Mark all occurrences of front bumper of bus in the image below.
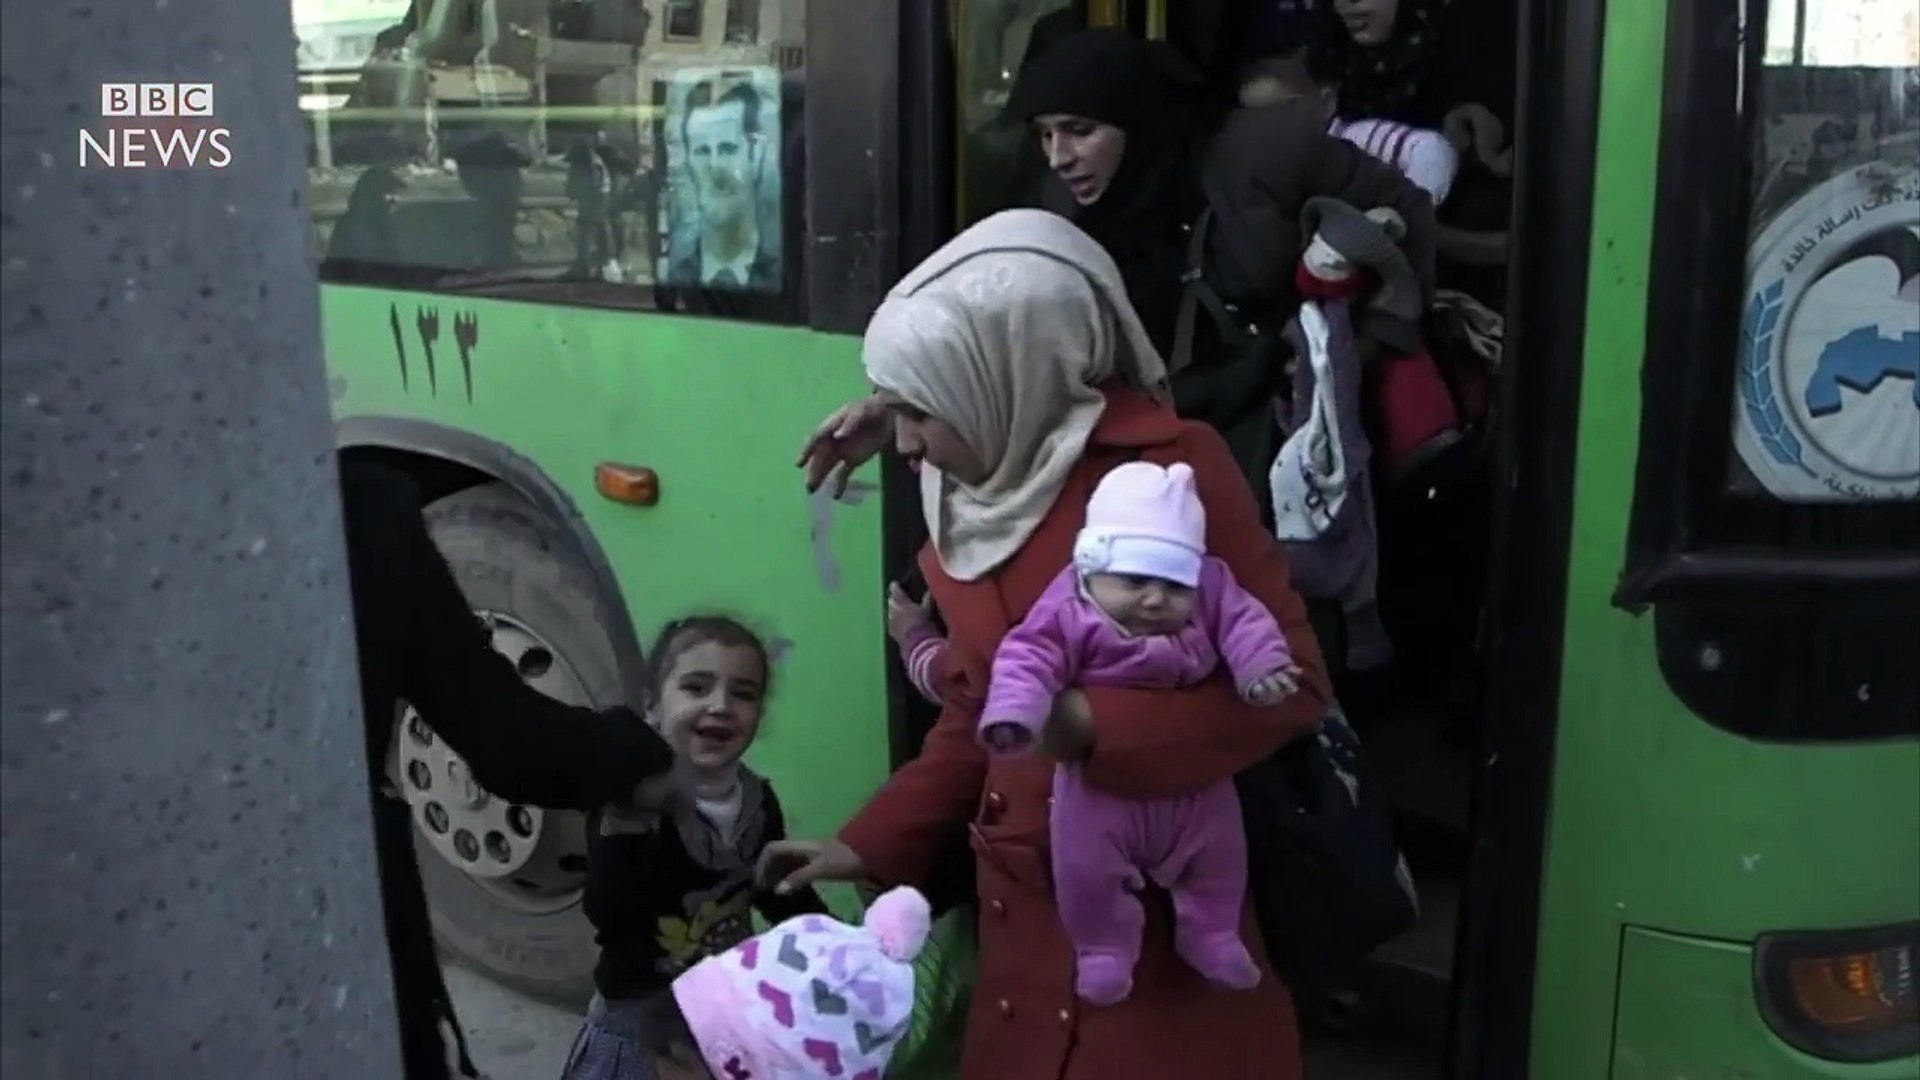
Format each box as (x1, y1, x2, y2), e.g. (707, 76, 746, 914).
(1611, 925, 1918, 1077)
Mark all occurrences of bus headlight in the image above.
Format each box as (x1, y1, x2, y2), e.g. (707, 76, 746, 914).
(1754, 922, 1919, 1063)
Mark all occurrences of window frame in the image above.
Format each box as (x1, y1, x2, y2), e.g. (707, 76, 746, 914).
(663, 0, 705, 42)
(1621, 0, 1920, 742)
(724, 0, 760, 44)
(1615, 0, 1920, 611)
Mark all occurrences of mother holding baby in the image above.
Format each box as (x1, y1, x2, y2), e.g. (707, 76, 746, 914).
(766, 209, 1329, 1079)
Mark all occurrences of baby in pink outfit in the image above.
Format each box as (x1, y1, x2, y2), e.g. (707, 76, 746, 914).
(979, 460, 1301, 1005)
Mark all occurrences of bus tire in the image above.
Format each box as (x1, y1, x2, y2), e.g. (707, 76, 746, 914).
(408, 482, 627, 1008)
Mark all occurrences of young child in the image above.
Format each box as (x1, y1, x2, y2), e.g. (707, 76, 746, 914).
(628, 886, 931, 1079)
(885, 580, 948, 706)
(978, 460, 1302, 1005)
(1239, 56, 1460, 206)
(564, 615, 827, 1080)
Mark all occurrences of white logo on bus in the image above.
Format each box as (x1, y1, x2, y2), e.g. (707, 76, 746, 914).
(1733, 162, 1920, 502)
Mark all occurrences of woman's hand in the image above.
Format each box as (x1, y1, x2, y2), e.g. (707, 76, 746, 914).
(1040, 689, 1096, 763)
(756, 838, 866, 895)
(1442, 102, 1514, 178)
(796, 394, 893, 497)
(629, 759, 690, 809)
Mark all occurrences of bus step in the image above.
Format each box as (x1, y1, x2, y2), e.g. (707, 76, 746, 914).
(1356, 868, 1461, 1050)
(1366, 705, 1475, 835)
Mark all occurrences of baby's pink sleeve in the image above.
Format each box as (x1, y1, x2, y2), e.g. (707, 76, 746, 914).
(1200, 557, 1295, 689)
(979, 571, 1080, 747)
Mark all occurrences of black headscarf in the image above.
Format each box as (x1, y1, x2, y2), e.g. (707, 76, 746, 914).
(1004, 28, 1210, 350)
(1308, 0, 1445, 124)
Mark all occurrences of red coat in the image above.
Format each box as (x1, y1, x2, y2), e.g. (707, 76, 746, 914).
(841, 386, 1330, 1080)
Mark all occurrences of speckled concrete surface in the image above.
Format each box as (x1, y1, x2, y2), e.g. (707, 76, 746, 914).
(1, 1, 397, 1074)
(444, 963, 584, 1079)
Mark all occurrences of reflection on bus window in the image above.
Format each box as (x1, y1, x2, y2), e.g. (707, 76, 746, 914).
(724, 0, 759, 45)
(1731, 0, 1919, 503)
(664, 0, 703, 41)
(293, 0, 803, 301)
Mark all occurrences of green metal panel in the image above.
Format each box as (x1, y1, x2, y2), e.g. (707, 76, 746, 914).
(1613, 927, 1919, 1078)
(322, 285, 892, 846)
(1529, 3, 1920, 1075)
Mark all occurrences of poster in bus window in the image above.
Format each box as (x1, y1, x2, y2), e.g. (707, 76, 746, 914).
(1730, 55, 1920, 503)
(654, 66, 784, 292)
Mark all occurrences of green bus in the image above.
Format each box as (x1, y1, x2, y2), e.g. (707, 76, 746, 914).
(295, 0, 1920, 1074)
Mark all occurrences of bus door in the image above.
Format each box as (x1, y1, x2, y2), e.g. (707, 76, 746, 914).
(939, 1, 1524, 1073)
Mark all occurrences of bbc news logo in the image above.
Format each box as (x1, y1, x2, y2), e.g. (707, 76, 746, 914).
(78, 83, 233, 169)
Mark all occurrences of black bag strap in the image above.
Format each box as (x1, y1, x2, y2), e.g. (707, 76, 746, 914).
(1171, 209, 1251, 375)
(1171, 217, 1206, 375)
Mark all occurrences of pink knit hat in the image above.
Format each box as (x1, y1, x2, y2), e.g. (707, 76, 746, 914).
(1073, 461, 1207, 587)
(671, 887, 931, 1079)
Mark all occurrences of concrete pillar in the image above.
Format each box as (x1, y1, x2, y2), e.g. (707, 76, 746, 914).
(0, 2, 400, 1076)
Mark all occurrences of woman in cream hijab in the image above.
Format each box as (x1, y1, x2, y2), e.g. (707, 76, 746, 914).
(775, 209, 1327, 1080)
(863, 208, 1170, 581)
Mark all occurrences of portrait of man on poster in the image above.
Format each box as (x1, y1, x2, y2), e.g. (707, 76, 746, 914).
(660, 70, 783, 291)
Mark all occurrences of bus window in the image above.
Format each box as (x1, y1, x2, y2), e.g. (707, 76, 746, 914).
(1618, 0, 1918, 740)
(1732, 0, 1920, 504)
(295, 0, 806, 316)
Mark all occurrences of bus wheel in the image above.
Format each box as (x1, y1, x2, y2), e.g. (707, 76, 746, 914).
(399, 482, 625, 1007)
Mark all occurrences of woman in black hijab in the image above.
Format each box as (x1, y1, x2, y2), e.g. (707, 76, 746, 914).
(1309, 0, 1446, 124)
(1004, 27, 1305, 528)
(1004, 27, 1213, 356)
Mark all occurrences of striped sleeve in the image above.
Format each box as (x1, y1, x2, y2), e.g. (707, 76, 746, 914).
(1338, 118, 1459, 206)
(903, 631, 949, 705)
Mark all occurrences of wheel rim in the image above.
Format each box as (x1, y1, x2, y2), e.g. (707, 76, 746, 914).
(394, 609, 596, 914)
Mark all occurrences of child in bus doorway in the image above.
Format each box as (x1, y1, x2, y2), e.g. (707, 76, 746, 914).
(562, 615, 827, 1080)
(611, 885, 931, 1079)
(1239, 55, 1461, 206)
(978, 459, 1303, 1005)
